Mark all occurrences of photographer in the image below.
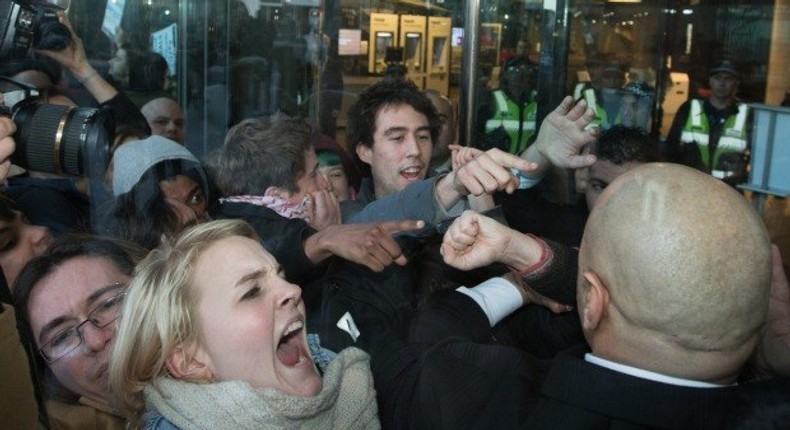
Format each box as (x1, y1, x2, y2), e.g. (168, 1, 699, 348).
(33, 12, 149, 135)
(4, 11, 150, 237)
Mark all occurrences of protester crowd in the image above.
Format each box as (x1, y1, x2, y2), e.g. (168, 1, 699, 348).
(1, 13, 788, 430)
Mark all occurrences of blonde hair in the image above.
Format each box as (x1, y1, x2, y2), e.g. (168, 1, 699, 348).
(108, 219, 259, 422)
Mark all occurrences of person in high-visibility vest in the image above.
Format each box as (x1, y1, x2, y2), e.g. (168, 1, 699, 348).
(482, 57, 538, 155)
(613, 81, 654, 132)
(666, 61, 749, 185)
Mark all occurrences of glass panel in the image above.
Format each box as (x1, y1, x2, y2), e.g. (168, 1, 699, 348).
(3, 0, 787, 230)
(567, 1, 664, 134)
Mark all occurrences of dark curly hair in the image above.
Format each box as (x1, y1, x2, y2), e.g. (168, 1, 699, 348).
(595, 125, 662, 165)
(346, 79, 441, 175)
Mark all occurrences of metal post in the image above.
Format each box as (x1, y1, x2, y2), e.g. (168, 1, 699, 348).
(459, 0, 482, 147)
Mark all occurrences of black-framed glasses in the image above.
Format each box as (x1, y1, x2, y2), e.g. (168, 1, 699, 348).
(38, 284, 127, 363)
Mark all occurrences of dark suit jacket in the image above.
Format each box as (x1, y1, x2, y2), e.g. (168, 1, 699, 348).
(214, 201, 325, 286)
(526, 346, 789, 430)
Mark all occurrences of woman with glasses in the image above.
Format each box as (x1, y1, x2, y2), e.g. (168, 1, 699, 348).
(12, 234, 146, 430)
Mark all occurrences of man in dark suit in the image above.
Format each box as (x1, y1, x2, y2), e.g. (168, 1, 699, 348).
(441, 162, 788, 428)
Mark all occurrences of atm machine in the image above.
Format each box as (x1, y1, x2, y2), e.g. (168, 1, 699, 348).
(426, 17, 451, 96)
(399, 15, 426, 88)
(369, 13, 399, 74)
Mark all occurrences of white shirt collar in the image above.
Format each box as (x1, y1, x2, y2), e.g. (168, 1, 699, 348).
(584, 353, 732, 388)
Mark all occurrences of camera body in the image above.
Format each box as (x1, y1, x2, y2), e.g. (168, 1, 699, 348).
(1, 0, 72, 60)
(1, 1, 112, 177)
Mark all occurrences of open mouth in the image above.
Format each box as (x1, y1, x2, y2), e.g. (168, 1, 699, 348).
(399, 166, 424, 181)
(276, 320, 309, 367)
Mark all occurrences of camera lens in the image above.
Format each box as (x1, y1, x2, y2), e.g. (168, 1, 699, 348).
(10, 98, 114, 176)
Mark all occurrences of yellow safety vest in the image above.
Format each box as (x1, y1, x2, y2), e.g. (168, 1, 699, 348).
(680, 99, 748, 179)
(573, 85, 608, 129)
(485, 90, 537, 154)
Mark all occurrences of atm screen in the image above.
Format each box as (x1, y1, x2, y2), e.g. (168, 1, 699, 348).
(376, 32, 394, 59)
(432, 37, 447, 68)
(375, 32, 394, 71)
(405, 32, 422, 66)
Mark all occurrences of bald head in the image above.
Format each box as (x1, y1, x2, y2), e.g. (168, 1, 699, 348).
(579, 163, 771, 381)
(141, 97, 185, 144)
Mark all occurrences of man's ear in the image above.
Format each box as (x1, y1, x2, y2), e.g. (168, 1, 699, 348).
(166, 344, 214, 382)
(356, 144, 372, 166)
(580, 271, 609, 332)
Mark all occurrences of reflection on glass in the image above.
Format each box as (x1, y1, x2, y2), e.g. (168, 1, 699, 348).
(376, 31, 393, 64)
(432, 37, 447, 69)
(405, 33, 422, 67)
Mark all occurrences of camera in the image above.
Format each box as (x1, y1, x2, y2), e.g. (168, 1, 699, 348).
(1, 1, 113, 177)
(1, 0, 72, 60)
(2, 78, 114, 176)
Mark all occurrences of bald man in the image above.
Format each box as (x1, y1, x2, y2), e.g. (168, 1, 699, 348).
(442, 163, 787, 428)
(424, 90, 456, 174)
(141, 97, 185, 144)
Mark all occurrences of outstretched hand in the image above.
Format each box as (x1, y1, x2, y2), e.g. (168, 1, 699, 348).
(444, 146, 538, 197)
(534, 96, 598, 169)
(310, 219, 425, 272)
(503, 272, 573, 314)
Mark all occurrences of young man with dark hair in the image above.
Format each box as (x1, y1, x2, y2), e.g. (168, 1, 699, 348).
(345, 79, 599, 226)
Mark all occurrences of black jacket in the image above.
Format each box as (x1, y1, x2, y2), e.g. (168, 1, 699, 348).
(214, 201, 325, 286)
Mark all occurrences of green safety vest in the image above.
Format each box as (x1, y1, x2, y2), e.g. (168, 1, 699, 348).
(573, 84, 608, 129)
(681, 99, 749, 179)
(485, 90, 537, 154)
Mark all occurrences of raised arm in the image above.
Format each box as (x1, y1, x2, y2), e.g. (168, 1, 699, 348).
(36, 13, 118, 104)
(525, 96, 599, 176)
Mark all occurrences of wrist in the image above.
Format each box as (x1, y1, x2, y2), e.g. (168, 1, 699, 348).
(435, 172, 465, 209)
(303, 229, 333, 263)
(507, 233, 552, 279)
(75, 67, 99, 85)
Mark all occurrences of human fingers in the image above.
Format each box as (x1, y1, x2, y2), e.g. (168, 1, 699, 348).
(564, 98, 589, 122)
(0, 118, 16, 175)
(0, 116, 17, 140)
(485, 148, 538, 174)
(472, 152, 524, 193)
(456, 160, 503, 195)
(563, 153, 598, 170)
(368, 231, 408, 267)
(378, 219, 426, 236)
(507, 273, 573, 313)
(443, 215, 479, 251)
(312, 190, 340, 220)
(551, 96, 575, 117)
(532, 292, 574, 314)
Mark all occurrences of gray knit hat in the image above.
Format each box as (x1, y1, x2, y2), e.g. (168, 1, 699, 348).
(112, 135, 208, 197)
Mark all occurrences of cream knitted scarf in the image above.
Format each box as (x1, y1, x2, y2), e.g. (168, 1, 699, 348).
(144, 347, 380, 430)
